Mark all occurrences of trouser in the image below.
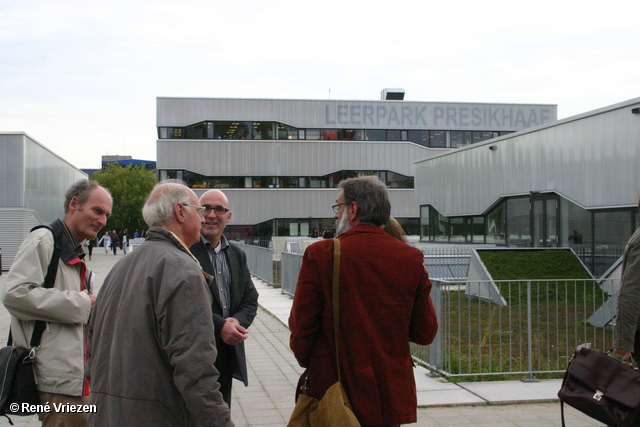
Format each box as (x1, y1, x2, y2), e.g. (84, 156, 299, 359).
(38, 392, 90, 427)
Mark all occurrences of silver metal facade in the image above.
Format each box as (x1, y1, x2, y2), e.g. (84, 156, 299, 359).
(157, 97, 557, 132)
(192, 188, 416, 225)
(0, 132, 87, 269)
(415, 97, 640, 216)
(158, 139, 449, 178)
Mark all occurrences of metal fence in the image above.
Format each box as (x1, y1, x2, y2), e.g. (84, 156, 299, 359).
(239, 241, 620, 381)
(411, 278, 617, 380)
(281, 252, 304, 296)
(236, 243, 274, 284)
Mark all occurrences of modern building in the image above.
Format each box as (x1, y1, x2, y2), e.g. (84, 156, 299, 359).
(415, 96, 640, 276)
(156, 91, 556, 242)
(0, 132, 87, 270)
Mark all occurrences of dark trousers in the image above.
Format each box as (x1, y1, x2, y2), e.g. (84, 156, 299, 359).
(216, 342, 234, 409)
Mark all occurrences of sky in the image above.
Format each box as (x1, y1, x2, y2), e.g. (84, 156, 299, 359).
(1, 0, 639, 169)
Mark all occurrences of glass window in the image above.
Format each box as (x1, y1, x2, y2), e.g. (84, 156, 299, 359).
(450, 131, 472, 147)
(407, 130, 429, 147)
(593, 210, 633, 276)
(506, 197, 530, 247)
(322, 130, 339, 140)
(450, 218, 465, 242)
(472, 131, 494, 144)
(420, 205, 429, 241)
(343, 129, 364, 140)
(305, 129, 321, 140)
(387, 130, 403, 141)
(185, 122, 208, 139)
(298, 129, 306, 139)
(486, 201, 506, 244)
(386, 171, 413, 189)
(430, 206, 449, 242)
(253, 122, 275, 140)
(277, 123, 297, 140)
(472, 216, 485, 243)
(430, 131, 447, 148)
(212, 121, 251, 139)
(365, 130, 386, 141)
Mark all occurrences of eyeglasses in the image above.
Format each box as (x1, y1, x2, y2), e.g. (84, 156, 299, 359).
(202, 205, 230, 215)
(332, 202, 348, 213)
(181, 203, 206, 216)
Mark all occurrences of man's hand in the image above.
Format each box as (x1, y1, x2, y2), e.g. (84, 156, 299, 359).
(83, 290, 96, 311)
(220, 317, 249, 346)
(614, 348, 632, 362)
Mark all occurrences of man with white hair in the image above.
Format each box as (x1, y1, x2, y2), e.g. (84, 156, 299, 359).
(88, 180, 233, 427)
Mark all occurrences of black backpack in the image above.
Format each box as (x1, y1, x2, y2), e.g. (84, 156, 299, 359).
(0, 225, 61, 424)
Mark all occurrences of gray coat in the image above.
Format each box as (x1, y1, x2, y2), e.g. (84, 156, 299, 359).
(615, 227, 640, 353)
(88, 226, 233, 427)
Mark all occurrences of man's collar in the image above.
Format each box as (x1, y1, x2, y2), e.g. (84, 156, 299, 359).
(201, 234, 229, 252)
(59, 219, 84, 258)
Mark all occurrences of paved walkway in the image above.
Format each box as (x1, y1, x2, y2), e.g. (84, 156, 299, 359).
(0, 249, 603, 426)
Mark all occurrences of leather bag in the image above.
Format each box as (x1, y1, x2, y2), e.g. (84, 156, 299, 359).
(558, 346, 640, 427)
(287, 238, 360, 427)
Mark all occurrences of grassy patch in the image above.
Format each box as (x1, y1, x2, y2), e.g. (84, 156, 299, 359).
(477, 249, 592, 280)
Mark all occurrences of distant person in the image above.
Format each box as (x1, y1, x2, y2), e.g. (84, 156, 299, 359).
(110, 230, 119, 255)
(88, 181, 233, 426)
(322, 227, 334, 239)
(134, 229, 140, 239)
(615, 198, 640, 362)
(289, 176, 438, 426)
(99, 231, 111, 254)
(190, 189, 259, 410)
(88, 236, 96, 260)
(2, 179, 112, 427)
(310, 228, 319, 238)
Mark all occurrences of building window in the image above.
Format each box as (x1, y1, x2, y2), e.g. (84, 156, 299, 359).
(451, 131, 472, 147)
(407, 130, 429, 147)
(506, 197, 530, 247)
(430, 131, 447, 148)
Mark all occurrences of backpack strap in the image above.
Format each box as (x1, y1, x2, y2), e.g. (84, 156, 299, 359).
(7, 225, 61, 349)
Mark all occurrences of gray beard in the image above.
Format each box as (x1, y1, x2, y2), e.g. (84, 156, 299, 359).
(335, 211, 352, 236)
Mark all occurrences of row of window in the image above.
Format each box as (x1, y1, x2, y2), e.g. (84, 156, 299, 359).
(158, 121, 514, 148)
(160, 170, 414, 189)
(421, 195, 639, 276)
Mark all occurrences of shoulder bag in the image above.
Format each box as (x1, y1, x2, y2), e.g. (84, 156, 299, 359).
(287, 238, 360, 427)
(0, 225, 60, 424)
(558, 345, 640, 426)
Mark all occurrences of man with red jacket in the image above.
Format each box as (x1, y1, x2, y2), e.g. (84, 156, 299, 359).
(289, 175, 438, 427)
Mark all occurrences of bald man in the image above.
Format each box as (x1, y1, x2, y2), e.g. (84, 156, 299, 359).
(190, 189, 259, 410)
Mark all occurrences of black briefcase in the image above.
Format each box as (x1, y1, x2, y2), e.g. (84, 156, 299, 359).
(558, 346, 640, 426)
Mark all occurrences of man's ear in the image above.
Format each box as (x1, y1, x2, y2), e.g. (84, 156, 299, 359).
(348, 202, 358, 222)
(174, 203, 186, 223)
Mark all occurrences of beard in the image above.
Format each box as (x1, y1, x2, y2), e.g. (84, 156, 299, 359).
(335, 210, 352, 236)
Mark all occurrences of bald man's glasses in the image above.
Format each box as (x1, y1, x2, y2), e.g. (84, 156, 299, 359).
(203, 205, 230, 215)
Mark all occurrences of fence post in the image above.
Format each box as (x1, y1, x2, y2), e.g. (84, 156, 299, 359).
(522, 280, 539, 382)
(429, 280, 443, 375)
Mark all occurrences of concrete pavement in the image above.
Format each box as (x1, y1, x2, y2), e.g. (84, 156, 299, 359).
(0, 248, 603, 426)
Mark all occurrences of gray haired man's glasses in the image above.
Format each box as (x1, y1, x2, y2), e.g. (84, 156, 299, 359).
(181, 203, 206, 216)
(332, 202, 348, 213)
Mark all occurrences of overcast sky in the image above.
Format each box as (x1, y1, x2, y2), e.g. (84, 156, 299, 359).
(1, 0, 638, 169)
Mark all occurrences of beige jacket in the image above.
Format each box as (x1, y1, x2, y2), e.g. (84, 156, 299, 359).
(2, 222, 92, 396)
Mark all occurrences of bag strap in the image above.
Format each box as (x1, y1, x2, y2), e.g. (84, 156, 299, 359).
(7, 225, 61, 349)
(332, 238, 342, 382)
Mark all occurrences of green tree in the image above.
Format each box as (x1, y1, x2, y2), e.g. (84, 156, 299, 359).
(92, 164, 157, 233)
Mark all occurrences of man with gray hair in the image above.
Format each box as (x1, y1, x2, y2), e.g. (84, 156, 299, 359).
(88, 180, 233, 427)
(289, 175, 438, 427)
(3, 179, 112, 427)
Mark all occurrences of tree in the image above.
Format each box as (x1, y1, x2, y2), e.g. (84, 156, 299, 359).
(92, 164, 157, 233)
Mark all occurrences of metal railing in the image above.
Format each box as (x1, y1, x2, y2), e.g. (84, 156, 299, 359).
(239, 241, 619, 381)
(281, 252, 304, 296)
(236, 243, 274, 285)
(412, 278, 617, 380)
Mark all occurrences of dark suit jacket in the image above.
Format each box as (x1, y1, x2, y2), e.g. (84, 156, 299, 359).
(289, 224, 438, 426)
(190, 239, 259, 386)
